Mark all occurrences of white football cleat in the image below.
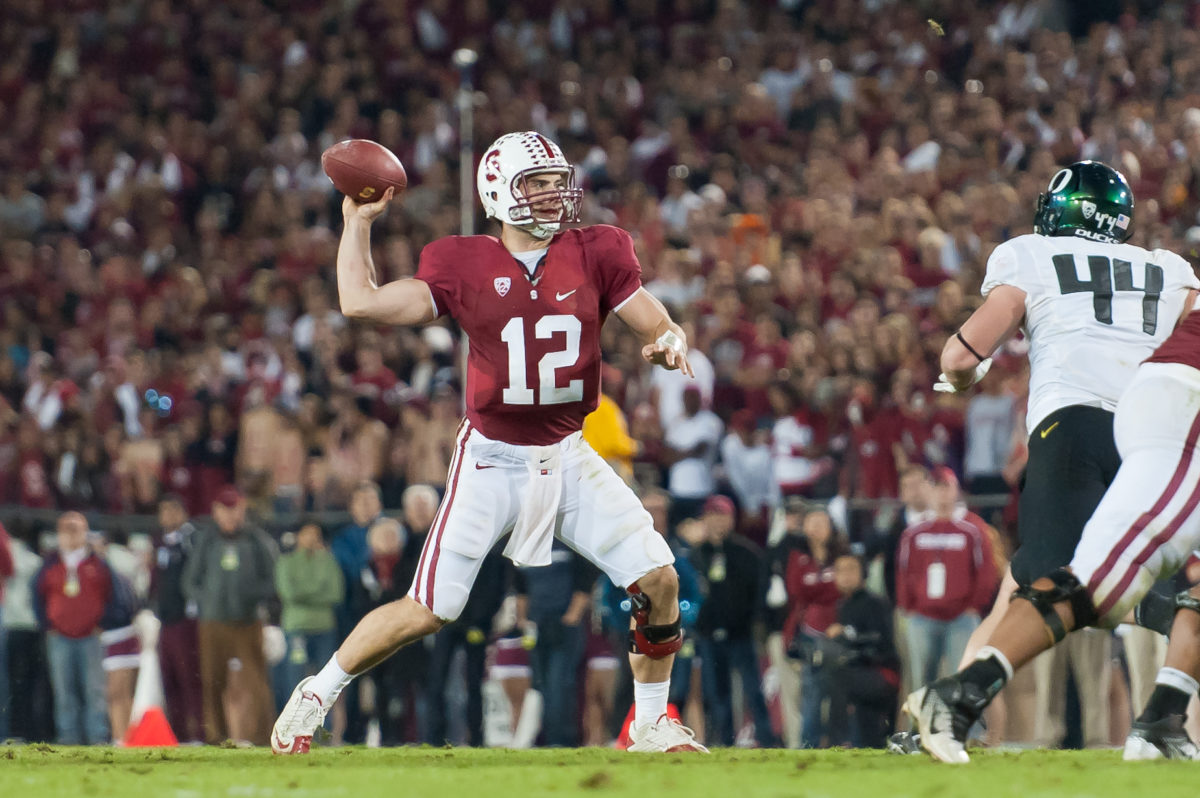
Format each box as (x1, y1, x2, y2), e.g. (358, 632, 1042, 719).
(903, 678, 985, 765)
(271, 676, 327, 755)
(1123, 715, 1199, 760)
(627, 714, 710, 753)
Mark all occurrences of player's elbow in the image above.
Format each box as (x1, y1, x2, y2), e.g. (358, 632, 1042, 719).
(339, 294, 375, 320)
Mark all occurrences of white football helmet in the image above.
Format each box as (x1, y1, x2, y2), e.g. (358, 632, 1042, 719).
(477, 131, 583, 239)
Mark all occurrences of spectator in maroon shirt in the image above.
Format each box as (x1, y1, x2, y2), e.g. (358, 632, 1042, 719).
(784, 508, 848, 748)
(33, 512, 123, 744)
(895, 467, 996, 689)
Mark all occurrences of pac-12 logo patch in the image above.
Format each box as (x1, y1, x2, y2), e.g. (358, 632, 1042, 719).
(1081, 200, 1096, 219)
(494, 277, 511, 297)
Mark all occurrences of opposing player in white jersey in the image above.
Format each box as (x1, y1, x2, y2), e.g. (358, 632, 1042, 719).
(890, 161, 1199, 757)
(271, 132, 707, 754)
(907, 289, 1200, 763)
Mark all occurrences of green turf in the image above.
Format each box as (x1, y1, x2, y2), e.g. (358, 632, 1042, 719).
(0, 745, 1194, 798)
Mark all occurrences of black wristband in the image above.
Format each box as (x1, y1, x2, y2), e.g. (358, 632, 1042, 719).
(955, 330, 987, 363)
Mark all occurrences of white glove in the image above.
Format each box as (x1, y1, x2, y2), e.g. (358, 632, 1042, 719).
(934, 358, 992, 393)
(263, 625, 288, 666)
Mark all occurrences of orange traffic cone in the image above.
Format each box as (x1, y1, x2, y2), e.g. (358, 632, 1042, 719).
(125, 706, 179, 747)
(122, 611, 179, 748)
(614, 702, 681, 749)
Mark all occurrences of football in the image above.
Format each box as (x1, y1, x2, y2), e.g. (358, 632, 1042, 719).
(321, 139, 408, 204)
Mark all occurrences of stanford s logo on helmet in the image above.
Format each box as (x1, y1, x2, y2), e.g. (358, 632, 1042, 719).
(477, 132, 583, 240)
(1034, 160, 1135, 244)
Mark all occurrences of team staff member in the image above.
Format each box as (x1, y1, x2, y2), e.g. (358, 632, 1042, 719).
(184, 485, 276, 745)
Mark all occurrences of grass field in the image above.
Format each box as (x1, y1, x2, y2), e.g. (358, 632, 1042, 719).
(1, 745, 1197, 798)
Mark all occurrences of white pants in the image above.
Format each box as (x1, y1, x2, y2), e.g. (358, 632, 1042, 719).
(1072, 363, 1200, 626)
(408, 421, 675, 620)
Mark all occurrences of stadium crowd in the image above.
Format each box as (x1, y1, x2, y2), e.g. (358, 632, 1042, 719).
(1, 0, 1198, 748)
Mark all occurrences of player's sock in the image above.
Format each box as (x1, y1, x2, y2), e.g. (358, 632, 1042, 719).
(957, 646, 1013, 700)
(1137, 668, 1199, 723)
(633, 680, 670, 728)
(309, 652, 355, 706)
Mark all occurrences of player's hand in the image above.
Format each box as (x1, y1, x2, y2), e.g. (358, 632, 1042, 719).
(642, 342, 695, 377)
(342, 186, 396, 225)
(934, 358, 992, 393)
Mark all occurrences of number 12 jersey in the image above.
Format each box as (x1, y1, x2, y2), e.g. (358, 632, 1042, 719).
(982, 233, 1199, 434)
(417, 224, 642, 446)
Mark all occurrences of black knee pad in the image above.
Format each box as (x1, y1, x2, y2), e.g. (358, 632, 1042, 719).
(1011, 568, 1098, 643)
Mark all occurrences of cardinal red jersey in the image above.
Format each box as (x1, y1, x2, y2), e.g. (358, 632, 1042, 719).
(1145, 306, 1200, 369)
(895, 512, 996, 621)
(417, 225, 642, 445)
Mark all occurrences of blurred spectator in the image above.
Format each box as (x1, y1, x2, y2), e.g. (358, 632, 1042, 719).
(869, 465, 931, 605)
(33, 512, 117, 744)
(784, 507, 847, 749)
(515, 541, 597, 748)
(95, 528, 143, 743)
(822, 554, 899, 748)
(183, 486, 276, 745)
(150, 494, 204, 744)
(330, 480, 382, 744)
(3, 525, 52, 742)
(763, 497, 809, 749)
(274, 523, 343, 716)
(357, 515, 425, 745)
(425, 540, 507, 747)
(719, 408, 773, 544)
(895, 467, 996, 688)
(768, 381, 833, 501)
(664, 386, 723, 526)
(691, 495, 777, 748)
(582, 383, 639, 484)
(963, 371, 1017, 496)
(0, 521, 12, 738)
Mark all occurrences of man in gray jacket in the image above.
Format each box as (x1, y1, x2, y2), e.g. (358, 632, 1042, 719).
(183, 486, 276, 745)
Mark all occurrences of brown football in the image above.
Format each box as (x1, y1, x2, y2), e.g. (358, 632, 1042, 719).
(321, 139, 408, 204)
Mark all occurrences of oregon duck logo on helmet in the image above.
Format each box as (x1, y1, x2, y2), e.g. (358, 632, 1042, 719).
(1034, 161, 1135, 244)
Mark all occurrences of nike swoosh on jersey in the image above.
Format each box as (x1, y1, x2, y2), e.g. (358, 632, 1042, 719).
(1040, 421, 1060, 439)
(475, 463, 496, 470)
(556, 289, 577, 301)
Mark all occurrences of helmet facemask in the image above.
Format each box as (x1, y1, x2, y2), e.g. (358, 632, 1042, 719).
(507, 167, 583, 239)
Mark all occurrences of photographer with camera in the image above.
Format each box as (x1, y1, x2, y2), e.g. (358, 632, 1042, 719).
(822, 554, 900, 748)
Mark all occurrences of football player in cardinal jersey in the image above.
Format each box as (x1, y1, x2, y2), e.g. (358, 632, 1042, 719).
(272, 132, 707, 754)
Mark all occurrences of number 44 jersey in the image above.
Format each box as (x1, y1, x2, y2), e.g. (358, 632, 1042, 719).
(983, 233, 1200, 433)
(416, 224, 642, 446)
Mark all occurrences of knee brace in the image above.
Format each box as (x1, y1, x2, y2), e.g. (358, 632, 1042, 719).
(626, 582, 683, 659)
(1139, 588, 1200, 635)
(1011, 568, 1098, 644)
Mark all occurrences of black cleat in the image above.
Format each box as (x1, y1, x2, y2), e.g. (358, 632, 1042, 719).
(887, 731, 923, 755)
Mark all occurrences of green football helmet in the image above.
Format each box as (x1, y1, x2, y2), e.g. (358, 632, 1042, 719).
(1034, 160, 1134, 243)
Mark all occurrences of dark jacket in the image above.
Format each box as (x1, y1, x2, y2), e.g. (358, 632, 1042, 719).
(151, 522, 196, 625)
(692, 534, 766, 640)
(833, 588, 899, 673)
(182, 524, 276, 624)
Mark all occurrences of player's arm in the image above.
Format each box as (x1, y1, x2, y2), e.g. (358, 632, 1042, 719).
(614, 287, 695, 377)
(336, 188, 437, 326)
(938, 284, 1027, 392)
